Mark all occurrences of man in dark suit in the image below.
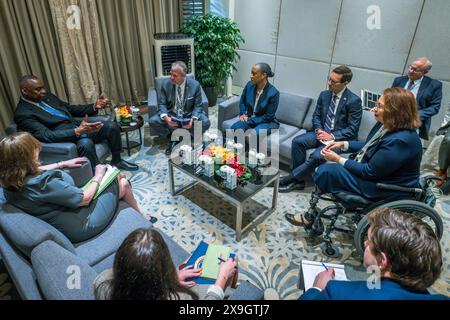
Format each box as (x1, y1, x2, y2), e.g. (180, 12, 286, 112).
(149, 61, 210, 155)
(279, 65, 362, 192)
(300, 208, 448, 300)
(392, 57, 442, 140)
(14, 75, 138, 171)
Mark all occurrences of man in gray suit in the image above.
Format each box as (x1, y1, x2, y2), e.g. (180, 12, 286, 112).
(149, 61, 210, 155)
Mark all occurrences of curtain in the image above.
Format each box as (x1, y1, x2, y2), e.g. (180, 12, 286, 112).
(48, 0, 105, 104)
(96, 0, 180, 105)
(0, 0, 68, 135)
(0, 0, 181, 136)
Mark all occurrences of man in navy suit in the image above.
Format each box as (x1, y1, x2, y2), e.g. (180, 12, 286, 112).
(279, 65, 362, 192)
(149, 61, 210, 155)
(14, 75, 138, 171)
(300, 207, 448, 300)
(392, 57, 442, 140)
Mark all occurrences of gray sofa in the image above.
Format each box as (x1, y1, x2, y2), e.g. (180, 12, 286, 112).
(218, 92, 377, 166)
(0, 163, 263, 300)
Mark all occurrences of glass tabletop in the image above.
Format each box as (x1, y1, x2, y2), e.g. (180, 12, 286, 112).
(169, 159, 279, 203)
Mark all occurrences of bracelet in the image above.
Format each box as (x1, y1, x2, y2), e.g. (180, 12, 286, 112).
(58, 162, 63, 169)
(91, 179, 100, 185)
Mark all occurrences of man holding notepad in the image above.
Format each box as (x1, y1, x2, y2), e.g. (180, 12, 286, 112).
(299, 208, 448, 300)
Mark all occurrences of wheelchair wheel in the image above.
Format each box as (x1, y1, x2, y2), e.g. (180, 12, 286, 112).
(354, 200, 444, 256)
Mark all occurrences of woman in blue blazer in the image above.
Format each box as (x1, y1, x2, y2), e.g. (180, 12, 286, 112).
(230, 63, 280, 136)
(313, 87, 423, 201)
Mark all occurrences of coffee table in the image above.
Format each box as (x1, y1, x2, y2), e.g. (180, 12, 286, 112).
(168, 159, 280, 241)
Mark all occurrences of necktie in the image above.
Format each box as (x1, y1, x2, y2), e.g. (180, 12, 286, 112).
(324, 95, 338, 133)
(176, 86, 183, 116)
(406, 80, 414, 90)
(38, 102, 69, 120)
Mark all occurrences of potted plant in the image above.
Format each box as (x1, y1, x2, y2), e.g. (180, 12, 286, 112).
(180, 14, 244, 106)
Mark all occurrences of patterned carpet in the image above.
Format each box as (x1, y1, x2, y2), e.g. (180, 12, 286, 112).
(0, 105, 449, 300)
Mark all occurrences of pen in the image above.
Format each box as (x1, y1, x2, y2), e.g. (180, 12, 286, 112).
(218, 257, 226, 263)
(321, 262, 328, 271)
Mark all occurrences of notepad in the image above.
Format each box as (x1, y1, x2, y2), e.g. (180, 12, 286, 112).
(201, 244, 232, 280)
(82, 165, 120, 199)
(299, 260, 348, 291)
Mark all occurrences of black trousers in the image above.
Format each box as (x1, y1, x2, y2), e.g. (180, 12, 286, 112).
(77, 121, 122, 166)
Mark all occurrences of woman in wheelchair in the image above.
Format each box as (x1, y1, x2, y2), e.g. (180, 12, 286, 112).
(285, 88, 430, 248)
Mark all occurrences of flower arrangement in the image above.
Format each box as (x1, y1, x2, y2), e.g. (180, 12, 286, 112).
(117, 105, 132, 124)
(202, 144, 252, 180)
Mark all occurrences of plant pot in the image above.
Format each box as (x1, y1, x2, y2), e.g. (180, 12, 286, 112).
(203, 86, 218, 107)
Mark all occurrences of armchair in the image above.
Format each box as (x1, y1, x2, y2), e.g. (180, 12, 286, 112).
(6, 114, 112, 165)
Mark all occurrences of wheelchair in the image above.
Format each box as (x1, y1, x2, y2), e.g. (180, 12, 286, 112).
(300, 175, 444, 257)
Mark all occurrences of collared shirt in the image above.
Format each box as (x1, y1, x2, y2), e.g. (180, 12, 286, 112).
(404, 76, 423, 98)
(160, 79, 188, 120)
(254, 87, 264, 113)
(328, 87, 346, 132)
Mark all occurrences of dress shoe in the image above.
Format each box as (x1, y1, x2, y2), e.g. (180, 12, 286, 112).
(279, 175, 294, 186)
(148, 216, 158, 224)
(279, 180, 305, 193)
(165, 141, 178, 156)
(111, 159, 139, 171)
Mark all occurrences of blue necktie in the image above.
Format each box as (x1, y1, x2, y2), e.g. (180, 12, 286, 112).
(324, 95, 338, 133)
(38, 102, 70, 120)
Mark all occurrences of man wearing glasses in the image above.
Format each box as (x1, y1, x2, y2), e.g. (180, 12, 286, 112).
(279, 65, 362, 193)
(392, 57, 442, 140)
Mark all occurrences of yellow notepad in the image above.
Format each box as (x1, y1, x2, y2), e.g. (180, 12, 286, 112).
(82, 165, 120, 199)
(201, 244, 232, 280)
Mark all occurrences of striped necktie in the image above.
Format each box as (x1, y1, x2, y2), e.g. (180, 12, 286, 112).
(324, 94, 338, 133)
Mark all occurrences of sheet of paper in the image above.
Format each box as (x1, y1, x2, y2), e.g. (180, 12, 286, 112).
(301, 260, 348, 291)
(201, 244, 231, 279)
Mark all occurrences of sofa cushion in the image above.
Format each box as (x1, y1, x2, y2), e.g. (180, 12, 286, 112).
(0, 204, 75, 257)
(75, 204, 151, 266)
(279, 129, 307, 161)
(275, 93, 312, 128)
(358, 110, 377, 142)
(268, 123, 301, 153)
(302, 99, 317, 131)
(31, 240, 97, 300)
(221, 116, 240, 131)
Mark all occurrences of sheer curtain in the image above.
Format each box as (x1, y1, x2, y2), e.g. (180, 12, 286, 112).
(0, 0, 181, 136)
(49, 0, 105, 104)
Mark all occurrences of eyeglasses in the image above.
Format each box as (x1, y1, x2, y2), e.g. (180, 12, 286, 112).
(408, 65, 425, 73)
(327, 77, 341, 85)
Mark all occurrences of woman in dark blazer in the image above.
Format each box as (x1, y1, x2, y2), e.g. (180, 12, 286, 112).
(286, 88, 422, 227)
(0, 132, 156, 243)
(313, 87, 422, 202)
(230, 63, 280, 136)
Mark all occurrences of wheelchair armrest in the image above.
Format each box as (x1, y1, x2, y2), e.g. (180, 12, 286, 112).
(376, 183, 423, 196)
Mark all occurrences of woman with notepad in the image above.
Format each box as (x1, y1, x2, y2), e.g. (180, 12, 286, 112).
(94, 228, 238, 300)
(0, 132, 156, 243)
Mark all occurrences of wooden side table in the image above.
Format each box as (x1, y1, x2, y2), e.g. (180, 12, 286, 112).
(120, 116, 144, 156)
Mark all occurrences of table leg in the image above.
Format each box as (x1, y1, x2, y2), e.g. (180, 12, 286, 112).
(236, 204, 243, 241)
(169, 161, 175, 196)
(138, 126, 143, 145)
(125, 131, 131, 156)
(272, 175, 280, 210)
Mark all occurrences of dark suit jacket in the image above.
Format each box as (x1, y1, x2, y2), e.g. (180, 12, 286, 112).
(392, 75, 442, 139)
(158, 77, 204, 119)
(344, 122, 422, 188)
(239, 81, 280, 126)
(300, 279, 449, 300)
(312, 88, 362, 141)
(14, 93, 97, 143)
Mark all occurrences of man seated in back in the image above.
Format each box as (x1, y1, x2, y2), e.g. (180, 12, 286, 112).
(14, 75, 138, 171)
(148, 61, 210, 155)
(300, 207, 448, 300)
